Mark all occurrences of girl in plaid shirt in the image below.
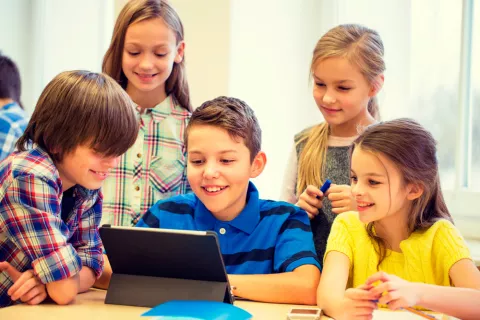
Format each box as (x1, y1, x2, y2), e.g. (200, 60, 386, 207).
(100, 0, 192, 227)
(0, 70, 138, 307)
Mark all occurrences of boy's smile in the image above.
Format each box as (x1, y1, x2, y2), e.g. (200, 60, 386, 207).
(187, 124, 265, 221)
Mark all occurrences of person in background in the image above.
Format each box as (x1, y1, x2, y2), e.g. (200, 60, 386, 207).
(0, 52, 28, 161)
(101, 0, 192, 227)
(280, 24, 385, 261)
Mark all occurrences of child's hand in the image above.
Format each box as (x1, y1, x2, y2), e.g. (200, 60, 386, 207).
(340, 284, 378, 320)
(326, 184, 355, 214)
(366, 272, 421, 310)
(295, 185, 324, 219)
(0, 261, 48, 305)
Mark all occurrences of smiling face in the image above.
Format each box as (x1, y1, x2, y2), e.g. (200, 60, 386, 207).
(186, 125, 265, 221)
(312, 56, 376, 136)
(56, 145, 120, 191)
(350, 146, 414, 225)
(122, 17, 184, 105)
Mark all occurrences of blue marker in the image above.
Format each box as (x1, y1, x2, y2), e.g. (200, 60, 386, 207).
(320, 179, 332, 193)
(316, 179, 331, 199)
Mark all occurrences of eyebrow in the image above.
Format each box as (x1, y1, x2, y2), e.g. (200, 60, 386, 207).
(313, 75, 354, 84)
(124, 42, 170, 49)
(188, 150, 238, 155)
(350, 170, 385, 177)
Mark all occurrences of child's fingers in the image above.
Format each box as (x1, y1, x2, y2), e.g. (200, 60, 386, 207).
(19, 284, 43, 302)
(298, 201, 320, 217)
(10, 277, 38, 301)
(366, 271, 391, 285)
(7, 270, 34, 296)
(305, 185, 324, 199)
(0, 261, 22, 282)
(26, 290, 47, 305)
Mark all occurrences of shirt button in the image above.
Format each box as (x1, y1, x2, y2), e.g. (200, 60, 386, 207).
(137, 153, 142, 158)
(135, 186, 140, 191)
(219, 228, 226, 235)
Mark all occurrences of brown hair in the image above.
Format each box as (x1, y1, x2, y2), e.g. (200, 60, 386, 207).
(296, 24, 385, 196)
(16, 70, 139, 162)
(0, 52, 23, 109)
(185, 96, 261, 162)
(102, 0, 192, 112)
(352, 118, 453, 268)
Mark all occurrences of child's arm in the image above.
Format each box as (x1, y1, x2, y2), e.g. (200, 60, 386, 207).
(93, 254, 112, 289)
(229, 265, 319, 305)
(318, 251, 377, 319)
(0, 175, 93, 305)
(367, 271, 480, 320)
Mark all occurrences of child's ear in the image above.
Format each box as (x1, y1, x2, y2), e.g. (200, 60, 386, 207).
(369, 74, 384, 97)
(250, 151, 267, 178)
(174, 41, 185, 64)
(406, 182, 424, 201)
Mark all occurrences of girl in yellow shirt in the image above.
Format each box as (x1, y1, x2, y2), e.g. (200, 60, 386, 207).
(318, 118, 480, 320)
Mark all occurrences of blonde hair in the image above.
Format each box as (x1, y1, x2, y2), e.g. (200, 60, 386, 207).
(102, 0, 192, 112)
(296, 24, 385, 196)
(16, 70, 139, 162)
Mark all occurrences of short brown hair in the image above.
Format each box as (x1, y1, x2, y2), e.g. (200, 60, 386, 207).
(16, 70, 139, 162)
(186, 96, 261, 162)
(102, 0, 192, 112)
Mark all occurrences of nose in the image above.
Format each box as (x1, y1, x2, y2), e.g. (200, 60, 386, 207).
(203, 163, 219, 180)
(322, 89, 336, 105)
(139, 54, 154, 70)
(351, 181, 364, 198)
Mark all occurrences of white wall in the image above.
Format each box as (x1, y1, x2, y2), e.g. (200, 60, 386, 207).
(0, 0, 33, 112)
(0, 0, 114, 114)
(228, 0, 323, 199)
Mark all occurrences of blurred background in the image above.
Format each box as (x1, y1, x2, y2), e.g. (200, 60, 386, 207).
(1, 0, 479, 239)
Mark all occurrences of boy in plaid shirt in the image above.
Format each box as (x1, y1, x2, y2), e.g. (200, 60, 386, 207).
(0, 70, 139, 307)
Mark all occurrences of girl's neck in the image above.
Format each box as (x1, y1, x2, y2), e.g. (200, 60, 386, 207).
(330, 109, 376, 137)
(374, 210, 410, 252)
(126, 84, 167, 112)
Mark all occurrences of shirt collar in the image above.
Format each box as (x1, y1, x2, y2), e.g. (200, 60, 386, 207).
(194, 181, 260, 234)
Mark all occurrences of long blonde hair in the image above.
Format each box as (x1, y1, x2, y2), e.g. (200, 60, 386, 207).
(296, 24, 385, 196)
(102, 0, 192, 112)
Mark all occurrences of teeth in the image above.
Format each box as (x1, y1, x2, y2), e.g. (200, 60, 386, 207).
(205, 186, 225, 192)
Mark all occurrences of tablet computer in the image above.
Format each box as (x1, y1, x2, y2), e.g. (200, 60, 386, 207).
(100, 225, 234, 307)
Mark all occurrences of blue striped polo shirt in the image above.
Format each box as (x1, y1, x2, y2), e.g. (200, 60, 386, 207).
(136, 182, 321, 274)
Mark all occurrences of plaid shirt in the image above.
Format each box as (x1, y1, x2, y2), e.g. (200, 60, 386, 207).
(0, 102, 28, 161)
(0, 146, 104, 307)
(101, 95, 191, 227)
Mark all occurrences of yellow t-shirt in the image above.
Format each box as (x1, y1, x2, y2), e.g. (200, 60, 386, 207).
(325, 211, 472, 289)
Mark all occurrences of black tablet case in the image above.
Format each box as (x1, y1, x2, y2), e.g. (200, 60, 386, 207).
(100, 225, 234, 308)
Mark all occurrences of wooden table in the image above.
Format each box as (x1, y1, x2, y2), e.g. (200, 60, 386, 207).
(0, 289, 450, 320)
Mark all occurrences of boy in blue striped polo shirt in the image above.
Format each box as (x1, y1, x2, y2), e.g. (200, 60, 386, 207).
(137, 96, 321, 305)
(96, 96, 321, 304)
